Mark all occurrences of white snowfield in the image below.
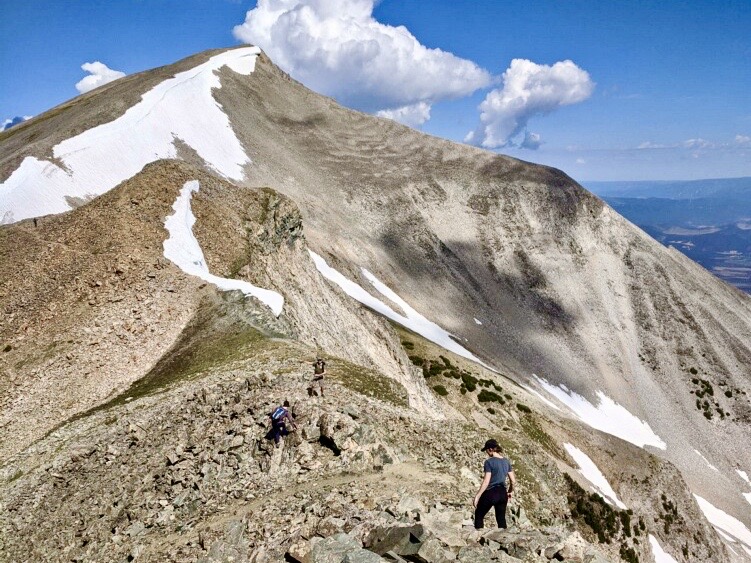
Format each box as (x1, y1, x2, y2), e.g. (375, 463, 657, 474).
(0, 46, 261, 225)
(694, 494, 751, 557)
(694, 449, 720, 472)
(309, 250, 489, 367)
(533, 375, 666, 450)
(739, 470, 751, 485)
(563, 443, 627, 509)
(163, 180, 284, 316)
(648, 535, 679, 563)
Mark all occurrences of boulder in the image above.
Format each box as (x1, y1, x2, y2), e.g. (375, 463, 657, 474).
(364, 524, 428, 556)
(413, 537, 456, 562)
(418, 508, 466, 548)
(342, 548, 385, 563)
(309, 537, 351, 563)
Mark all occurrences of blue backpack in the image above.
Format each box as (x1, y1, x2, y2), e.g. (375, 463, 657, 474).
(271, 406, 287, 422)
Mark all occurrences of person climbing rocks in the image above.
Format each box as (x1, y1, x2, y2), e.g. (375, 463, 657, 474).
(268, 400, 296, 446)
(309, 357, 326, 397)
(473, 438, 516, 529)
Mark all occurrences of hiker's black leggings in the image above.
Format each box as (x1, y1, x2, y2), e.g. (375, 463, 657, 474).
(474, 486, 508, 529)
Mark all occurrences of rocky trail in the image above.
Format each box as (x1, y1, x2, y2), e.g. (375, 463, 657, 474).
(0, 324, 721, 562)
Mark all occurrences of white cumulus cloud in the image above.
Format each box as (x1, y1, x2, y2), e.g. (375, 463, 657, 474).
(2, 115, 32, 131)
(735, 134, 750, 145)
(75, 61, 126, 94)
(468, 58, 594, 149)
(520, 130, 542, 150)
(232, 0, 492, 118)
(376, 102, 431, 128)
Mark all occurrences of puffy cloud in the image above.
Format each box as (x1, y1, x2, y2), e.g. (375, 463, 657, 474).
(376, 102, 431, 128)
(735, 134, 750, 145)
(520, 130, 542, 150)
(232, 0, 491, 117)
(468, 58, 594, 149)
(2, 115, 31, 131)
(75, 61, 126, 94)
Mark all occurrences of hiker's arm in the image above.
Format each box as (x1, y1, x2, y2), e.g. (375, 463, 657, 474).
(285, 412, 297, 428)
(473, 472, 492, 507)
(508, 470, 516, 495)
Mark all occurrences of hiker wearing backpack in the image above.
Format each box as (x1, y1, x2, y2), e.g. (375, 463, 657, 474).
(473, 439, 516, 529)
(269, 401, 296, 445)
(309, 357, 326, 397)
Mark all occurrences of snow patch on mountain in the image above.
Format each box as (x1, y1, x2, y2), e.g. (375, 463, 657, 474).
(694, 494, 751, 555)
(163, 180, 283, 316)
(648, 535, 679, 563)
(309, 250, 488, 367)
(563, 443, 627, 509)
(0, 47, 261, 225)
(694, 449, 720, 472)
(533, 375, 666, 450)
(739, 470, 750, 485)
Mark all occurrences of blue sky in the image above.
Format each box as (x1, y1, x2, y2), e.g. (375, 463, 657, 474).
(1, 0, 750, 181)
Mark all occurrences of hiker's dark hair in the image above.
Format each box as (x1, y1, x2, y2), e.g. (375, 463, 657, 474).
(283, 400, 290, 407)
(486, 444, 502, 454)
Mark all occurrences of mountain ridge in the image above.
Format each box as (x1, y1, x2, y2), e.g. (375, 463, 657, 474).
(1, 46, 750, 562)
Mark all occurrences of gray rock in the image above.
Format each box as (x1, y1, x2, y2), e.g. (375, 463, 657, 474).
(364, 524, 428, 556)
(332, 533, 362, 550)
(342, 548, 385, 563)
(413, 537, 456, 562)
(310, 537, 351, 563)
(124, 521, 146, 537)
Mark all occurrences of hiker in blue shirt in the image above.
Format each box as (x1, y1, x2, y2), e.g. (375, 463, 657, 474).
(473, 439, 516, 529)
(269, 400, 296, 446)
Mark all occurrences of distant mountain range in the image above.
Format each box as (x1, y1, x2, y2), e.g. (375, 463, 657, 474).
(585, 178, 751, 293)
(586, 177, 751, 201)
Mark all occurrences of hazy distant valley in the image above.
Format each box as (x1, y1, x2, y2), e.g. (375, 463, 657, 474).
(586, 177, 751, 293)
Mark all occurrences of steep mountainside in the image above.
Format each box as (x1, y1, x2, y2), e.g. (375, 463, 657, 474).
(1, 47, 751, 562)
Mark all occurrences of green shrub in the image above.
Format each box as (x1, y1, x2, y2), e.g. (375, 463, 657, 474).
(565, 474, 624, 545)
(478, 390, 504, 404)
(433, 385, 449, 396)
(516, 403, 532, 414)
(427, 363, 444, 376)
(439, 355, 453, 368)
(408, 355, 424, 366)
(619, 543, 639, 563)
(402, 340, 415, 350)
(461, 372, 478, 392)
(487, 407, 496, 415)
(689, 367, 698, 375)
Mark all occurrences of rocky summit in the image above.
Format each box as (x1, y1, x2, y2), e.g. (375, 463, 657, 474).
(1, 47, 750, 562)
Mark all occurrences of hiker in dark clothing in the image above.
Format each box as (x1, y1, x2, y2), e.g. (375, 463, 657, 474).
(473, 439, 516, 529)
(309, 357, 326, 397)
(269, 400, 296, 445)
